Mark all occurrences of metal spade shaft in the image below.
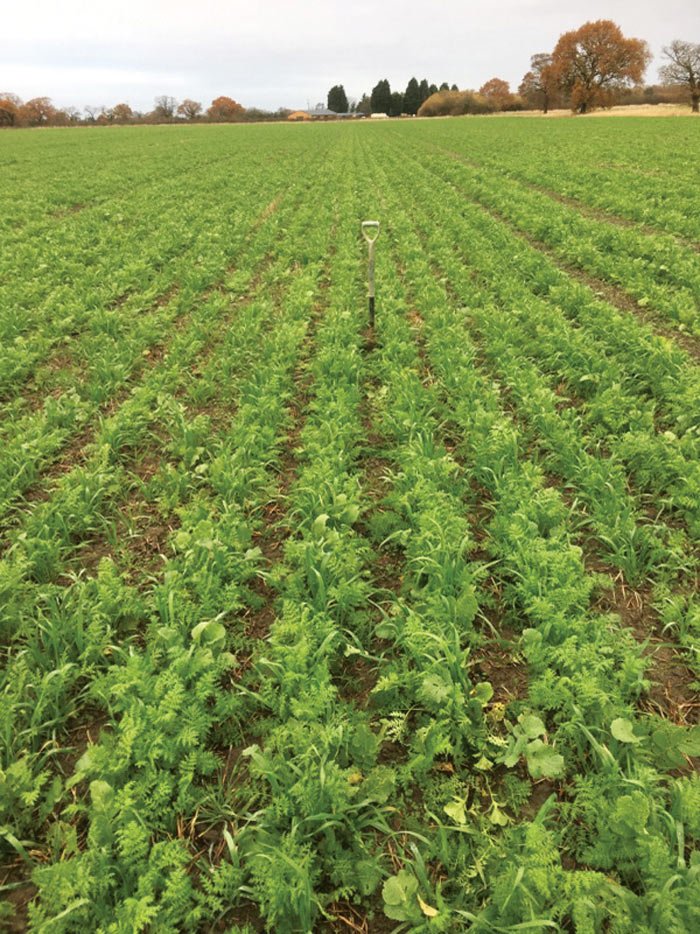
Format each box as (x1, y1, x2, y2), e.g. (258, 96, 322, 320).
(361, 220, 380, 329)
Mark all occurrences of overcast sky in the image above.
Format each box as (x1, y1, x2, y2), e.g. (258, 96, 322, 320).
(3, 0, 699, 113)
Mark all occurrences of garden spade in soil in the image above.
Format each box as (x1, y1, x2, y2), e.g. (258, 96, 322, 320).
(361, 220, 380, 329)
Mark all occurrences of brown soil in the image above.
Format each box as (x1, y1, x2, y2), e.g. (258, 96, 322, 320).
(260, 192, 284, 222)
(121, 497, 180, 582)
(518, 178, 699, 255)
(463, 314, 700, 725)
(0, 866, 36, 933)
(592, 572, 700, 726)
(473, 633, 529, 706)
(238, 244, 336, 644)
(5, 184, 293, 501)
(522, 777, 559, 821)
(321, 899, 397, 934)
(537, 244, 700, 363)
(483, 103, 695, 119)
(56, 710, 111, 779)
(338, 655, 378, 709)
(50, 202, 87, 219)
(0, 242, 288, 562)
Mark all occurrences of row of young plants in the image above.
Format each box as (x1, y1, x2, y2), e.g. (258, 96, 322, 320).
(361, 207, 527, 928)
(409, 136, 700, 337)
(3, 120, 700, 931)
(0, 250, 295, 766)
(215, 170, 388, 929)
(366, 137, 700, 931)
(0, 166, 313, 530)
(6, 165, 344, 930)
(0, 153, 344, 921)
(0, 132, 321, 399)
(376, 139, 700, 678)
(1, 125, 269, 235)
(406, 117, 700, 243)
(215, 154, 516, 929)
(1, 123, 316, 262)
(382, 139, 700, 544)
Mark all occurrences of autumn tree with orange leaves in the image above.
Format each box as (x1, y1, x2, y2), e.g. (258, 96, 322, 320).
(0, 93, 20, 126)
(550, 20, 650, 113)
(478, 78, 516, 111)
(207, 96, 245, 122)
(110, 103, 134, 122)
(18, 97, 57, 126)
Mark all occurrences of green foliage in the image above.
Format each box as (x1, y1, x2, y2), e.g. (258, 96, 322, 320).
(499, 713, 565, 780)
(4, 119, 700, 933)
(370, 78, 392, 113)
(327, 84, 348, 113)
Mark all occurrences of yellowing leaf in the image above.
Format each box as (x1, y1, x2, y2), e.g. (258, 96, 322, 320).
(418, 894, 439, 918)
(434, 760, 455, 773)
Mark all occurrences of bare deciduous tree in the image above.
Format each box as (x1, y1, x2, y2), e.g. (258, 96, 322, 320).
(153, 95, 177, 119)
(519, 53, 557, 112)
(177, 99, 202, 120)
(660, 40, 700, 112)
(84, 105, 103, 123)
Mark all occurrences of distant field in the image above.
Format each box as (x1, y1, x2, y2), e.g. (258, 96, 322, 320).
(487, 102, 694, 117)
(2, 116, 700, 932)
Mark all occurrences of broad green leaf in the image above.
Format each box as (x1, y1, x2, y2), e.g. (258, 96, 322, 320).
(503, 734, 528, 768)
(472, 681, 494, 705)
(362, 766, 395, 803)
(420, 672, 451, 706)
(679, 725, 700, 756)
(519, 713, 545, 739)
(382, 870, 419, 921)
(611, 717, 641, 744)
(525, 739, 565, 780)
(343, 504, 360, 524)
(191, 618, 226, 652)
(90, 780, 114, 811)
(490, 803, 510, 826)
(444, 798, 467, 825)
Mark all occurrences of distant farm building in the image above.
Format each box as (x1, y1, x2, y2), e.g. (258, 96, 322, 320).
(288, 104, 354, 121)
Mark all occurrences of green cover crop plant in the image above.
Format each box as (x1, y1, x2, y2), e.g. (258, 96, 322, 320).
(1, 115, 700, 932)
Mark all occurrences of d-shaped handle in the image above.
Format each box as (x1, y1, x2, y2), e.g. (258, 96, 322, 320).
(361, 220, 380, 243)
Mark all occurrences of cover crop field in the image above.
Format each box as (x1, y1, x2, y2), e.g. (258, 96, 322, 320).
(2, 115, 700, 932)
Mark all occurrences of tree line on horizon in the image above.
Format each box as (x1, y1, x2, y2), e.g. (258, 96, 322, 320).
(1, 22, 698, 129)
(326, 78, 461, 117)
(344, 24, 699, 118)
(0, 94, 285, 128)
